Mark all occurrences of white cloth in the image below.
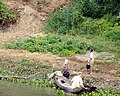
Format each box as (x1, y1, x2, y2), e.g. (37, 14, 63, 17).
(71, 75, 84, 88)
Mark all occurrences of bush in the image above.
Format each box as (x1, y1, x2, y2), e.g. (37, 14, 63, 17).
(46, 6, 84, 34)
(79, 18, 112, 35)
(76, 0, 120, 18)
(103, 26, 120, 41)
(0, 0, 17, 26)
(76, 0, 103, 18)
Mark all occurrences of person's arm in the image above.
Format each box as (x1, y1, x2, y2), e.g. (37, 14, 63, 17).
(67, 64, 70, 72)
(79, 82, 89, 90)
(63, 65, 66, 73)
(79, 77, 88, 89)
(71, 77, 74, 82)
(79, 83, 85, 88)
(88, 59, 91, 63)
(63, 64, 69, 73)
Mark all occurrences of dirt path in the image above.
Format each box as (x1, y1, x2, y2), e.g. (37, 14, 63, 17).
(0, 0, 120, 91)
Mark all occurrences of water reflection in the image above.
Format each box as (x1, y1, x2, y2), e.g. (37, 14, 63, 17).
(0, 81, 57, 96)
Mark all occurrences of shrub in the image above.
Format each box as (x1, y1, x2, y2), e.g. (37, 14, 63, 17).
(46, 6, 84, 34)
(103, 26, 120, 41)
(75, 0, 120, 18)
(0, 0, 17, 26)
(79, 18, 112, 35)
(75, 0, 102, 18)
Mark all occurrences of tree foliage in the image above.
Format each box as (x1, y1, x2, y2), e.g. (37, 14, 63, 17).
(46, 0, 120, 35)
(75, 0, 120, 18)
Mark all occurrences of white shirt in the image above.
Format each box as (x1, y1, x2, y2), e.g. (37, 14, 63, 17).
(89, 52, 94, 59)
(71, 75, 84, 88)
(88, 52, 94, 63)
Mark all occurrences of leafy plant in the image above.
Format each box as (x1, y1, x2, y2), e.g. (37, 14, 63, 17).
(81, 88, 120, 96)
(0, 0, 17, 26)
(5, 35, 89, 56)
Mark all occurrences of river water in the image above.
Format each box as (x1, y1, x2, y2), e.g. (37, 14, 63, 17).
(0, 81, 57, 96)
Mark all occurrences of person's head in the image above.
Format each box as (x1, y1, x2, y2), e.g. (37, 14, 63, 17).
(90, 48, 93, 52)
(64, 59, 69, 65)
(77, 72, 83, 77)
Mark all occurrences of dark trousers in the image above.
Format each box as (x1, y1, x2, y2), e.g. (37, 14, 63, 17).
(63, 72, 70, 79)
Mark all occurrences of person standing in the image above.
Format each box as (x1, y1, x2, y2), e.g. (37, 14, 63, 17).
(86, 49, 94, 75)
(63, 59, 70, 78)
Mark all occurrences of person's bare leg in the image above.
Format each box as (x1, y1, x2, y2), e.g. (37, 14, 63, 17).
(87, 69, 90, 74)
(90, 67, 93, 77)
(86, 69, 88, 74)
